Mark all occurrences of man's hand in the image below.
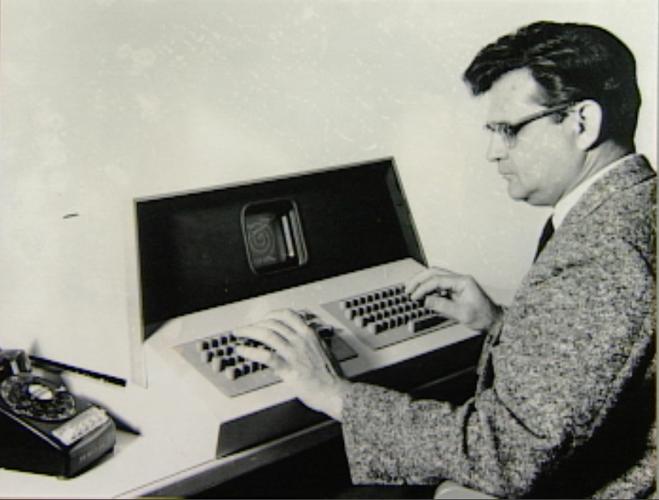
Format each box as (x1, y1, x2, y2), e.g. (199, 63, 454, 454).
(234, 309, 350, 421)
(405, 267, 503, 331)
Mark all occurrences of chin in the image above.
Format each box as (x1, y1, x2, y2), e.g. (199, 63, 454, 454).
(506, 184, 548, 206)
(506, 185, 529, 202)
(524, 193, 554, 207)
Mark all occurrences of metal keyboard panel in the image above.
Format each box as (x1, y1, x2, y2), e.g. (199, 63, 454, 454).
(322, 283, 455, 350)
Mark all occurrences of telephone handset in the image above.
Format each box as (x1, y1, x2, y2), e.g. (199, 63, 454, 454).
(0, 348, 116, 478)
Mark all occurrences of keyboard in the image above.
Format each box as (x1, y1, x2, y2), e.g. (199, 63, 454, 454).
(322, 283, 454, 349)
(174, 310, 357, 397)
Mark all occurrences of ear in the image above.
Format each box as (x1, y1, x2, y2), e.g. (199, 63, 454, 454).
(571, 100, 603, 150)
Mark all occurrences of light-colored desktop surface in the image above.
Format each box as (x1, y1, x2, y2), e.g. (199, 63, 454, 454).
(0, 259, 511, 498)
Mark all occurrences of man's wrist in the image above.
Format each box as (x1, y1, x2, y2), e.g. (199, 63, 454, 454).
(324, 379, 351, 422)
(474, 302, 503, 331)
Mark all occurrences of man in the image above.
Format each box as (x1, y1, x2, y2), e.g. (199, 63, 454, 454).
(235, 21, 656, 498)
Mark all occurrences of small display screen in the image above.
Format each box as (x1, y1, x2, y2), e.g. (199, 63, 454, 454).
(242, 199, 308, 274)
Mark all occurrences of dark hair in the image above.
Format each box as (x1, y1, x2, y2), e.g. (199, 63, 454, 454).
(463, 21, 641, 147)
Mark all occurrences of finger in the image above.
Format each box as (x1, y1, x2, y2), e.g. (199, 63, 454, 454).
(234, 325, 290, 354)
(257, 318, 299, 341)
(424, 294, 461, 321)
(257, 318, 317, 354)
(404, 267, 454, 296)
(234, 344, 272, 364)
(408, 278, 442, 301)
(410, 273, 467, 300)
(404, 268, 436, 295)
(235, 345, 284, 370)
(264, 309, 315, 338)
(236, 346, 295, 380)
(408, 273, 462, 301)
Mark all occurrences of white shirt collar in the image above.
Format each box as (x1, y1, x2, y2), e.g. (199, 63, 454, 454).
(552, 154, 634, 229)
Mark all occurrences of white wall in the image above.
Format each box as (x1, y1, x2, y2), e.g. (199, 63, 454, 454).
(1, 0, 656, 382)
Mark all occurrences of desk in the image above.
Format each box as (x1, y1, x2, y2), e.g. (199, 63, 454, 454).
(0, 372, 343, 498)
(0, 261, 512, 498)
(0, 337, 483, 498)
(0, 346, 482, 498)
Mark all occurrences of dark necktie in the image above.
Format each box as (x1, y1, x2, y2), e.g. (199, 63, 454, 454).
(534, 216, 555, 261)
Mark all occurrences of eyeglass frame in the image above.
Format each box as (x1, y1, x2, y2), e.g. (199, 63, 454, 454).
(485, 103, 574, 148)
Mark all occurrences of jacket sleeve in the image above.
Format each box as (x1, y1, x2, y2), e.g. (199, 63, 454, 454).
(340, 238, 655, 497)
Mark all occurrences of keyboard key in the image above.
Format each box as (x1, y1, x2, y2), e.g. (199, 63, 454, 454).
(225, 367, 241, 380)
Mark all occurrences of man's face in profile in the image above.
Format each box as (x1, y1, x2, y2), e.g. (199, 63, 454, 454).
(484, 68, 583, 207)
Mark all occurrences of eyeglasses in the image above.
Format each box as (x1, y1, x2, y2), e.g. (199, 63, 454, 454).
(485, 103, 573, 148)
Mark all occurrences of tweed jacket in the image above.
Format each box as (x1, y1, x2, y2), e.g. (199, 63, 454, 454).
(341, 155, 656, 498)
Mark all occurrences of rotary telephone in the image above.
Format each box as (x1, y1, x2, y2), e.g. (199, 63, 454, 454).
(0, 348, 116, 477)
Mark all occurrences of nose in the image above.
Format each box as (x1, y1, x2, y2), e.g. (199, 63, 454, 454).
(486, 132, 508, 163)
